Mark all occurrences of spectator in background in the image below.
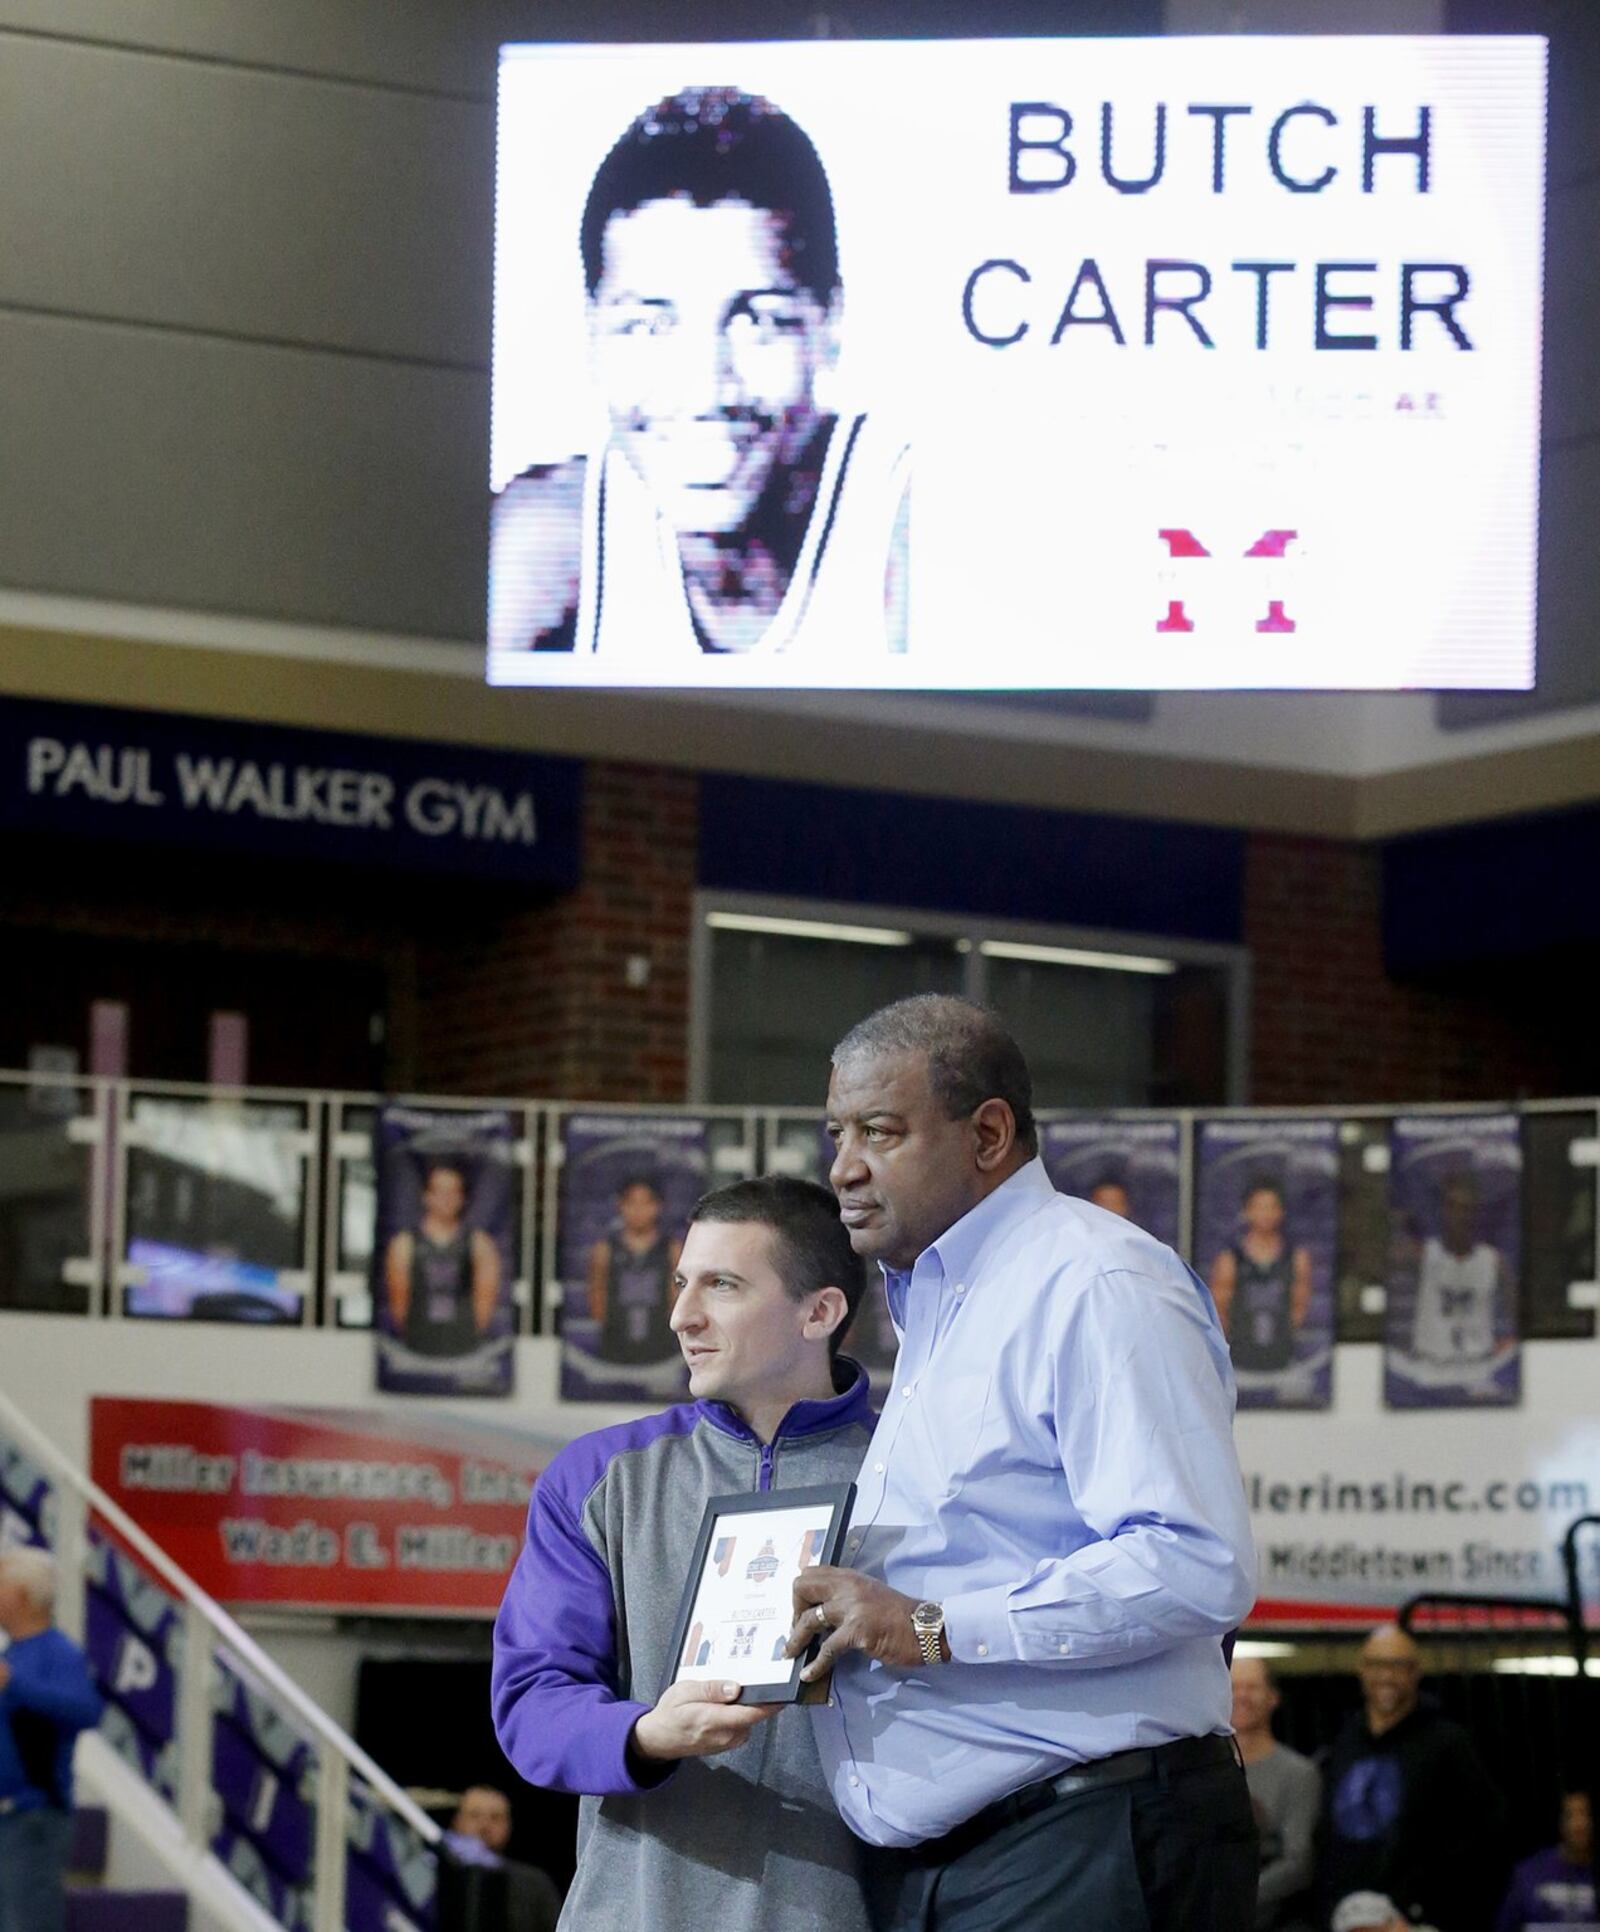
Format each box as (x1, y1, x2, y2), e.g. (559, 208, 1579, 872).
(0, 1547, 104, 1932)
(1496, 1790, 1595, 1931)
(440, 1782, 561, 1932)
(445, 1783, 515, 1866)
(1319, 1624, 1502, 1932)
(1231, 1655, 1319, 1930)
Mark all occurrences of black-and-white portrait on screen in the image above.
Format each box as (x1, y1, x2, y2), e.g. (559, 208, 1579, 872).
(490, 84, 910, 664)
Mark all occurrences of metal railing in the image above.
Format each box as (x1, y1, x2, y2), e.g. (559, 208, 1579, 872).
(0, 1384, 440, 1932)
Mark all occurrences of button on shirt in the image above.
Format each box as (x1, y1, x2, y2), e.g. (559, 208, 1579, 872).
(811, 1159, 1255, 1848)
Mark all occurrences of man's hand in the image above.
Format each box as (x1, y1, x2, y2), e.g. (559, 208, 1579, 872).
(0, 1657, 9, 1693)
(786, 1565, 929, 1682)
(629, 1678, 780, 1764)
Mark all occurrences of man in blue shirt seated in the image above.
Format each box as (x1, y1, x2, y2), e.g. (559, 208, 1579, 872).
(789, 994, 1259, 1931)
(0, 1546, 105, 1932)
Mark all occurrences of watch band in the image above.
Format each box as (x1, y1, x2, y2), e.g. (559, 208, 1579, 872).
(913, 1604, 945, 1666)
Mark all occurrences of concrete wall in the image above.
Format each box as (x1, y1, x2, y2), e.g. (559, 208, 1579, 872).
(0, 1, 495, 642)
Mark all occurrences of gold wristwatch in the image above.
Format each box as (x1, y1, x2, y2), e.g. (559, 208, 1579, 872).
(911, 1600, 946, 1666)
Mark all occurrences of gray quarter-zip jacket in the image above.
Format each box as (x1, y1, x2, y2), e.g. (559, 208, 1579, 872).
(492, 1364, 876, 1931)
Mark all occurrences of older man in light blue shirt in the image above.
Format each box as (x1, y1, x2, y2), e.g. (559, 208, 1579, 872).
(788, 994, 1258, 1932)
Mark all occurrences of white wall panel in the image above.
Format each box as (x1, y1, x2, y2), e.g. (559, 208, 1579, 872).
(0, 35, 490, 366)
(0, 0, 504, 98)
(0, 311, 486, 639)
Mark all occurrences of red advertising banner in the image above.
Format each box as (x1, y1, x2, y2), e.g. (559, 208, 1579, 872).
(89, 1398, 555, 1613)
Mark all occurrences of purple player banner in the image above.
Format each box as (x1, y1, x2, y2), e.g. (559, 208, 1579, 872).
(373, 1106, 518, 1397)
(1039, 1118, 1182, 1252)
(558, 1113, 709, 1403)
(1385, 1113, 1522, 1410)
(1196, 1119, 1338, 1412)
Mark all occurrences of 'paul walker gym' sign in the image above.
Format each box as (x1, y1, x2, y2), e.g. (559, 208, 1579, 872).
(0, 697, 582, 885)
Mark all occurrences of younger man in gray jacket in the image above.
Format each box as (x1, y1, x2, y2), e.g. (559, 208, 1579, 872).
(493, 1177, 876, 1931)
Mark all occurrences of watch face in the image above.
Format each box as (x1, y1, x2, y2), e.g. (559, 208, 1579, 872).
(912, 1602, 942, 1628)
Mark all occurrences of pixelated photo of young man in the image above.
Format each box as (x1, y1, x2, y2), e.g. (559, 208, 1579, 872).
(490, 78, 909, 666)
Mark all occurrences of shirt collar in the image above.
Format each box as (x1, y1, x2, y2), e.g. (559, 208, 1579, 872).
(886, 1157, 1058, 1294)
(698, 1356, 874, 1445)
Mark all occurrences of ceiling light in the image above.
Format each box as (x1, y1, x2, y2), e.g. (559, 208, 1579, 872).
(707, 912, 914, 947)
(978, 939, 1177, 975)
(1490, 1655, 1599, 1677)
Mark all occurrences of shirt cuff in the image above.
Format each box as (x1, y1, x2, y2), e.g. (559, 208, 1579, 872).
(941, 1583, 1019, 1663)
(943, 1586, 1112, 1666)
(604, 1697, 679, 1794)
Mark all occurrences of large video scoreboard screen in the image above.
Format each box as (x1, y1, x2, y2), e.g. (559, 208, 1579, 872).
(489, 37, 1546, 691)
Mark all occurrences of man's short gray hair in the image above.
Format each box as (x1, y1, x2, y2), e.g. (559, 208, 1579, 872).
(0, 1545, 57, 1613)
(832, 995, 1037, 1154)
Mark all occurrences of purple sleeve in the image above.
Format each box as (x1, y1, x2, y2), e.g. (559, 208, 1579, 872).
(1493, 1861, 1532, 1932)
(490, 1451, 661, 1798)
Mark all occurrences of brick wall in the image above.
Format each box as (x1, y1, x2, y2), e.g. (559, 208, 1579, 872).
(4, 768, 1584, 1108)
(0, 760, 700, 1099)
(410, 763, 698, 1102)
(1245, 832, 1577, 1105)
(0, 838, 412, 1089)
(412, 800, 1583, 1109)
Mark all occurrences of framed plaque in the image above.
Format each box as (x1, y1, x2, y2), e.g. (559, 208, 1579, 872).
(663, 1482, 856, 1704)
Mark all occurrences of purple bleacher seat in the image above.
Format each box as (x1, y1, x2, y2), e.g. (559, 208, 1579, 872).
(67, 1807, 109, 1879)
(66, 1891, 187, 1932)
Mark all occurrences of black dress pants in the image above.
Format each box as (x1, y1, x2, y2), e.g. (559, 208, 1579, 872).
(864, 1740, 1260, 1932)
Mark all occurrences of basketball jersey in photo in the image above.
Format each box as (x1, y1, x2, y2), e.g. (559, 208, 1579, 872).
(1229, 1241, 1296, 1372)
(407, 1227, 476, 1357)
(1412, 1237, 1499, 1364)
(577, 412, 909, 659)
(603, 1233, 675, 1364)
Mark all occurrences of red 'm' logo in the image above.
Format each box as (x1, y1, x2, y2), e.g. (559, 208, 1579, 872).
(1156, 530, 1299, 633)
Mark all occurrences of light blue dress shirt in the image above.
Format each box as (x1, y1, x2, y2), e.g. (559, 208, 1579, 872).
(812, 1158, 1256, 1849)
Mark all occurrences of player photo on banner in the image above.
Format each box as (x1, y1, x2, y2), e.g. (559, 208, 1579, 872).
(1385, 1113, 1522, 1409)
(557, 1113, 712, 1403)
(761, 1114, 898, 1381)
(1196, 1119, 1337, 1410)
(490, 37, 1545, 692)
(373, 1106, 517, 1397)
(1039, 1117, 1181, 1250)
